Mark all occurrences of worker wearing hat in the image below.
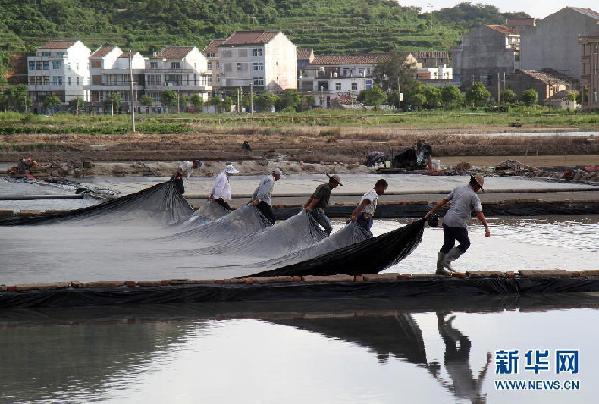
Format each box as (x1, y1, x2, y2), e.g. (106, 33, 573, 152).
(251, 168, 282, 225)
(209, 163, 240, 211)
(304, 174, 342, 236)
(425, 175, 490, 275)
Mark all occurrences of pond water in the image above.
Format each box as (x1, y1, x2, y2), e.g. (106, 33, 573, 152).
(1, 297, 598, 404)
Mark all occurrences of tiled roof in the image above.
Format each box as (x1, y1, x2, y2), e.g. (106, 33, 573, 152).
(569, 7, 599, 20)
(412, 50, 449, 59)
(486, 25, 517, 35)
(311, 54, 391, 65)
(153, 46, 195, 59)
(203, 39, 225, 54)
(297, 48, 313, 59)
(221, 31, 279, 46)
(520, 70, 568, 85)
(91, 45, 117, 58)
(39, 40, 76, 50)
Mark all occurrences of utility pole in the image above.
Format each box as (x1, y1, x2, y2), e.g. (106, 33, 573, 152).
(128, 50, 136, 133)
(237, 87, 241, 113)
(250, 83, 254, 115)
(497, 72, 501, 104)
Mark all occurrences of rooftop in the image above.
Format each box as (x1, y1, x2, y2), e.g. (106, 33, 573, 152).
(91, 45, 118, 58)
(568, 7, 599, 20)
(506, 18, 536, 27)
(203, 39, 225, 54)
(297, 48, 314, 60)
(486, 25, 517, 36)
(38, 40, 77, 50)
(310, 54, 391, 65)
(153, 46, 195, 59)
(519, 69, 569, 85)
(221, 31, 280, 46)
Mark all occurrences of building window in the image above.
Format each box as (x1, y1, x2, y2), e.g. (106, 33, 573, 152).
(222, 50, 232, 58)
(41, 52, 51, 57)
(252, 48, 263, 57)
(171, 62, 181, 69)
(252, 62, 264, 71)
(42, 61, 50, 70)
(207, 61, 212, 70)
(28, 61, 35, 71)
(236, 63, 242, 71)
(238, 49, 248, 58)
(77, 77, 80, 85)
(366, 80, 373, 90)
(224, 63, 232, 72)
(150, 61, 158, 69)
(335, 83, 341, 91)
(91, 60, 101, 69)
(68, 77, 72, 85)
(253, 77, 264, 86)
(52, 60, 61, 69)
(43, 76, 50, 85)
(57, 52, 65, 57)
(343, 68, 350, 77)
(351, 83, 358, 91)
(358, 68, 364, 76)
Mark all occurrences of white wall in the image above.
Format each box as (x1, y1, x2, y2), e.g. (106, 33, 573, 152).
(264, 32, 297, 90)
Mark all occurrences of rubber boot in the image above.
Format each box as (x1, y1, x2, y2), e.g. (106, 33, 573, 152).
(436, 251, 447, 275)
(443, 247, 463, 272)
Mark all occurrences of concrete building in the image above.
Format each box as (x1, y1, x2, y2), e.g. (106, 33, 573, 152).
(416, 65, 453, 81)
(27, 40, 91, 109)
(218, 30, 297, 91)
(520, 7, 599, 81)
(412, 51, 450, 68)
(298, 54, 390, 107)
(452, 25, 521, 90)
(580, 31, 599, 110)
(506, 69, 570, 100)
(144, 46, 211, 112)
(203, 39, 225, 89)
(88, 46, 146, 113)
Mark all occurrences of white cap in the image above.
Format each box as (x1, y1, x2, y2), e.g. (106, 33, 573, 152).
(224, 164, 239, 174)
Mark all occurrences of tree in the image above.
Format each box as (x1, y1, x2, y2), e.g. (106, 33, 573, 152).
(160, 90, 178, 112)
(140, 95, 154, 107)
(68, 97, 85, 115)
(441, 85, 464, 109)
(104, 92, 122, 115)
(210, 96, 222, 113)
(3, 84, 31, 112)
(190, 94, 204, 111)
(256, 91, 279, 112)
(566, 90, 578, 102)
(423, 85, 442, 109)
(501, 89, 518, 104)
(358, 85, 387, 109)
(43, 94, 61, 114)
(466, 82, 491, 108)
(373, 52, 417, 92)
(520, 88, 538, 106)
(220, 96, 233, 112)
(276, 89, 302, 111)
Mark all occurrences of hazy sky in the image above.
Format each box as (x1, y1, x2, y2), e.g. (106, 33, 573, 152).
(398, 1, 598, 18)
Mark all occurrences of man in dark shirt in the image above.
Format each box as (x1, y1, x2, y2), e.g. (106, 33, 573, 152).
(304, 174, 342, 235)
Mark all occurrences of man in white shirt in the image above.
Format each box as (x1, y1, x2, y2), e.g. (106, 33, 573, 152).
(178, 160, 203, 179)
(425, 175, 491, 275)
(351, 179, 388, 231)
(209, 163, 239, 211)
(251, 168, 282, 225)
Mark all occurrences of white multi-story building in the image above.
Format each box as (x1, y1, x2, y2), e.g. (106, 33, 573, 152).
(88, 45, 146, 113)
(298, 54, 391, 107)
(144, 46, 212, 111)
(218, 31, 297, 91)
(27, 40, 91, 109)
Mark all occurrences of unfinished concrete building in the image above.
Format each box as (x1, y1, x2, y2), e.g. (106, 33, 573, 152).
(520, 7, 599, 81)
(580, 32, 599, 110)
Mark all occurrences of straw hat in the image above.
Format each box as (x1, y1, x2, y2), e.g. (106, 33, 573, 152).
(224, 164, 239, 174)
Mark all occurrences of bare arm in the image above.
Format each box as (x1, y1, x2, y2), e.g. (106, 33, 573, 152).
(476, 211, 491, 237)
(425, 198, 450, 219)
(351, 199, 371, 221)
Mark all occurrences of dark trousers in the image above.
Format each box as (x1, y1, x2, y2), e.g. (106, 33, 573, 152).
(356, 213, 374, 230)
(310, 208, 332, 235)
(441, 224, 471, 254)
(256, 201, 275, 225)
(214, 198, 233, 211)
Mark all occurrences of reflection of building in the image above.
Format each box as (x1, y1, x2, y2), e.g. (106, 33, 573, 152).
(298, 54, 391, 107)
(580, 32, 599, 110)
(218, 30, 297, 91)
(144, 46, 212, 111)
(27, 40, 91, 107)
(521, 7, 599, 81)
(88, 46, 146, 113)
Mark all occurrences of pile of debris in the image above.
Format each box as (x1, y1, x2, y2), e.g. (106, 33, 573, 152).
(493, 160, 542, 177)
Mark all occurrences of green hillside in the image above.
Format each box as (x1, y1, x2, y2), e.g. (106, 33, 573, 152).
(0, 1, 528, 81)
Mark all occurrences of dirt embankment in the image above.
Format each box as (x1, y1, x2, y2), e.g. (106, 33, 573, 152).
(0, 126, 597, 164)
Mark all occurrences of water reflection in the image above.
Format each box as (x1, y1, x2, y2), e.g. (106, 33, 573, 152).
(1, 294, 598, 403)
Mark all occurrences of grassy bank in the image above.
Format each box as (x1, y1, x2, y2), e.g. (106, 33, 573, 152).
(0, 108, 598, 136)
